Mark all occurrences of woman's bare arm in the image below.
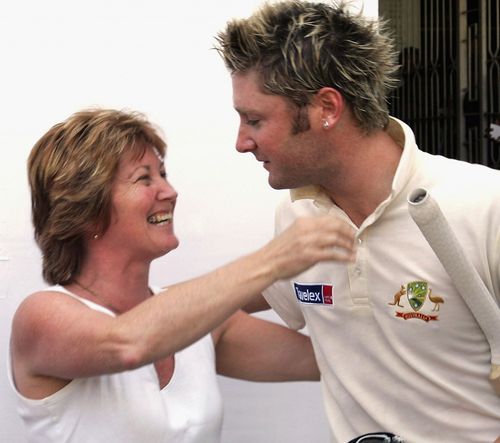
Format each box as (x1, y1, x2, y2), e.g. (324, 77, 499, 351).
(11, 215, 353, 384)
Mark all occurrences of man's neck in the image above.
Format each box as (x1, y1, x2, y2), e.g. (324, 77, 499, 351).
(322, 126, 403, 227)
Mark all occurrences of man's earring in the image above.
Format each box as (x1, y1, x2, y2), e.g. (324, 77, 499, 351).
(322, 119, 330, 129)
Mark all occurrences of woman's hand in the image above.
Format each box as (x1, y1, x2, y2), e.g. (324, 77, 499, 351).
(260, 215, 356, 280)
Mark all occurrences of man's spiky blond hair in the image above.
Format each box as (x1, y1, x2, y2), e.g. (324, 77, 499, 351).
(216, 0, 399, 133)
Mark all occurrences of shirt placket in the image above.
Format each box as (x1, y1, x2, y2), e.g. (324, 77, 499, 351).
(347, 233, 369, 305)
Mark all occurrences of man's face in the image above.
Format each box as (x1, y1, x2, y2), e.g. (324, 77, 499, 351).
(232, 70, 326, 190)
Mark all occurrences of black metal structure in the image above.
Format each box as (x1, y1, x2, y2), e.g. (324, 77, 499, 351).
(380, 0, 500, 168)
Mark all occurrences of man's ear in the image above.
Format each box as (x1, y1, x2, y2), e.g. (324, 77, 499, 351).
(313, 87, 345, 129)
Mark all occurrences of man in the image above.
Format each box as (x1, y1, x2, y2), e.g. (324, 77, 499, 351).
(215, 1, 500, 442)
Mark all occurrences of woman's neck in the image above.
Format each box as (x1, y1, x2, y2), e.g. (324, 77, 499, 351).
(71, 253, 152, 313)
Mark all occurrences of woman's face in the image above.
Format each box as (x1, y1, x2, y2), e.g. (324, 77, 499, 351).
(104, 145, 179, 261)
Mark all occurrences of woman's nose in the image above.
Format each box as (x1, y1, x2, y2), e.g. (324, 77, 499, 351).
(158, 179, 177, 201)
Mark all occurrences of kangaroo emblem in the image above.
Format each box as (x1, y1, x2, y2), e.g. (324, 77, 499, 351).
(428, 288, 444, 311)
(388, 285, 406, 307)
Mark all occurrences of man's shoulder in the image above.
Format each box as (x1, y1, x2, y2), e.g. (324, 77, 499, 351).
(420, 152, 500, 193)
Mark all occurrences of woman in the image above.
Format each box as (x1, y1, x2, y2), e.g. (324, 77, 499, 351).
(8, 108, 355, 442)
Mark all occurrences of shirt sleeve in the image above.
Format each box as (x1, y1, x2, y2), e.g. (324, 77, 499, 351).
(262, 198, 306, 330)
(263, 280, 306, 330)
(263, 280, 305, 330)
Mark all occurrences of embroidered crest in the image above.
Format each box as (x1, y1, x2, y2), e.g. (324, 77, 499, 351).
(388, 281, 445, 322)
(407, 281, 427, 311)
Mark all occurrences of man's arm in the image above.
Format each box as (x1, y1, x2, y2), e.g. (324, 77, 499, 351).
(241, 294, 271, 313)
(213, 310, 319, 381)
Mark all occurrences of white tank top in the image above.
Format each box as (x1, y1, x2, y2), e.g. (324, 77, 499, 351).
(7, 286, 223, 443)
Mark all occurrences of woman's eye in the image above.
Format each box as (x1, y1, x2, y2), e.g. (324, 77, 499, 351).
(137, 175, 151, 182)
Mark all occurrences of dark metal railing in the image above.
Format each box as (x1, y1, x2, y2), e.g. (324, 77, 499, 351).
(381, 0, 499, 168)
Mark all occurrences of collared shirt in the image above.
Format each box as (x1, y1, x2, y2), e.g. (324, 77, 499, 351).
(264, 117, 500, 443)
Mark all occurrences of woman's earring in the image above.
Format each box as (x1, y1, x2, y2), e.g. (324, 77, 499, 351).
(322, 119, 330, 129)
(93, 234, 99, 240)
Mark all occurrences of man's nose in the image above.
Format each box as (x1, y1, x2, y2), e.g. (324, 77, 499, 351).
(235, 126, 256, 153)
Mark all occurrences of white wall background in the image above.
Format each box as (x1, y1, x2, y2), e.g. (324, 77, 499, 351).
(0, 1, 376, 441)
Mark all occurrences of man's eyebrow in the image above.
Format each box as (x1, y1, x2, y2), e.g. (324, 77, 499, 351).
(234, 106, 258, 115)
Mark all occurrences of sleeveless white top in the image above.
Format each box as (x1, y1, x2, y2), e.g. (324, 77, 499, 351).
(8, 286, 223, 443)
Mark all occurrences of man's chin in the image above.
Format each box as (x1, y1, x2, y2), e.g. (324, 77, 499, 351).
(268, 175, 298, 191)
(267, 178, 286, 190)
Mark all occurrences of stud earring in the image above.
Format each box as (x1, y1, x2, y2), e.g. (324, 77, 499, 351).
(93, 234, 99, 240)
(322, 120, 330, 129)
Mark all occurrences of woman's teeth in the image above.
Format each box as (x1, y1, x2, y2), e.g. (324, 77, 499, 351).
(147, 213, 172, 225)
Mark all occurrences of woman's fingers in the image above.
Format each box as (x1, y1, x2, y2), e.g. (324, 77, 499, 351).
(263, 215, 357, 280)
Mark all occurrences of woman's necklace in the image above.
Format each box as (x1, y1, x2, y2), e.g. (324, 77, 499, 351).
(73, 280, 121, 314)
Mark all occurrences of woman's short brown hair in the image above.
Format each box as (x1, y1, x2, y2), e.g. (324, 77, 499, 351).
(28, 108, 166, 284)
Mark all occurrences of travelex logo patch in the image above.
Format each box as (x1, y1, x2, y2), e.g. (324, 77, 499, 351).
(293, 283, 333, 306)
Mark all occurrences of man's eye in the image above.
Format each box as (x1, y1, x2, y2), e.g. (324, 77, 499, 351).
(247, 119, 260, 126)
(160, 171, 167, 179)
